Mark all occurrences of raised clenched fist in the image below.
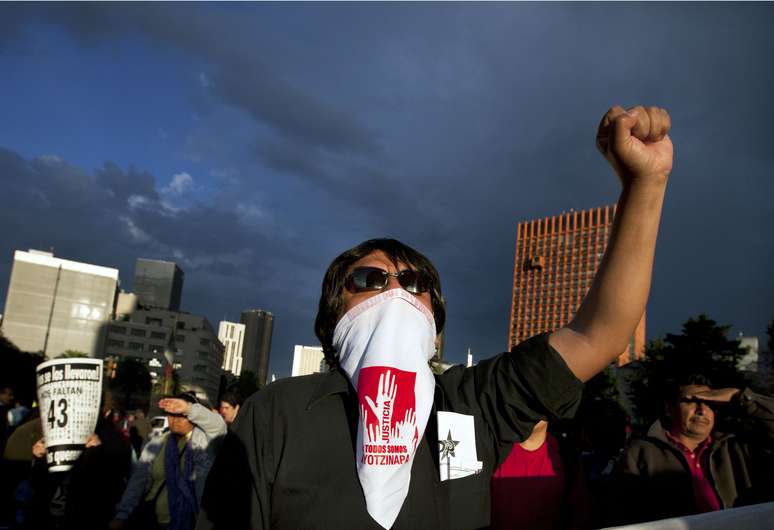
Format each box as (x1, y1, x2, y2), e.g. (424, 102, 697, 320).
(596, 105, 673, 186)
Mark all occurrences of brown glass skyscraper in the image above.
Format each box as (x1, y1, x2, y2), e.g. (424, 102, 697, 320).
(508, 204, 645, 366)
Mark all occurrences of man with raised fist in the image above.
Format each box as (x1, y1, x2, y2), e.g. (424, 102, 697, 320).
(198, 104, 674, 530)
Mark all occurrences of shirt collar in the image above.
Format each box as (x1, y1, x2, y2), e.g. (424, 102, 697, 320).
(665, 430, 713, 454)
(306, 367, 352, 410)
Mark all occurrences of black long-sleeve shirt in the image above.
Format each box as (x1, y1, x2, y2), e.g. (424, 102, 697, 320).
(196, 333, 583, 530)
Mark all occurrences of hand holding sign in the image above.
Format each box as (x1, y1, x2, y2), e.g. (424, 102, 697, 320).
(32, 438, 46, 459)
(36, 358, 103, 472)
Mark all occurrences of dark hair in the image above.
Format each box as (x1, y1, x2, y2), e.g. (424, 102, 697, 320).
(314, 238, 446, 366)
(664, 373, 713, 403)
(220, 389, 243, 408)
(174, 391, 200, 405)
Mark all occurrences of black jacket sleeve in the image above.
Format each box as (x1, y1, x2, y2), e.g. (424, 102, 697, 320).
(196, 394, 273, 530)
(435, 333, 583, 446)
(737, 388, 774, 441)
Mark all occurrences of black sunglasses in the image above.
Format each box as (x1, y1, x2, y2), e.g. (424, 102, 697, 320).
(344, 266, 432, 295)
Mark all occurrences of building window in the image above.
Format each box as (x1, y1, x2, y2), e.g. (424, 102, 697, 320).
(130, 328, 146, 337)
(194, 364, 208, 373)
(145, 317, 163, 327)
(199, 338, 210, 347)
(175, 335, 185, 343)
(176, 321, 185, 330)
(128, 342, 144, 351)
(109, 325, 127, 334)
(150, 331, 166, 340)
(198, 351, 209, 359)
(107, 339, 124, 348)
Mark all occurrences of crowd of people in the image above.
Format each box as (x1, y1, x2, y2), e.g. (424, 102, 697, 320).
(1, 104, 773, 530)
(2, 370, 771, 530)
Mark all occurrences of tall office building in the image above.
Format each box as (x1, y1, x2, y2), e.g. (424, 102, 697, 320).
(508, 205, 645, 366)
(291, 345, 327, 377)
(240, 309, 273, 387)
(218, 320, 245, 376)
(105, 303, 224, 404)
(133, 258, 183, 311)
(1, 249, 119, 357)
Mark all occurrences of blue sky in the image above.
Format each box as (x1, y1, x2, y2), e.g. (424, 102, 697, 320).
(1, 3, 773, 377)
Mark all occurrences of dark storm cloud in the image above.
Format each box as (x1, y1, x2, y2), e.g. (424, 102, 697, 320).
(97, 162, 159, 204)
(3, 3, 379, 159)
(2, 2, 773, 367)
(0, 147, 321, 351)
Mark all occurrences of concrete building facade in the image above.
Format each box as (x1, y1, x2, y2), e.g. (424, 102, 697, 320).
(133, 258, 184, 311)
(1, 250, 118, 357)
(218, 320, 245, 376)
(105, 303, 224, 404)
(240, 309, 273, 386)
(737, 334, 760, 373)
(508, 205, 646, 366)
(291, 345, 326, 377)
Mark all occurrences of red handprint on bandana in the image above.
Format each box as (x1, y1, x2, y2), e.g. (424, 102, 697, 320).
(358, 366, 418, 465)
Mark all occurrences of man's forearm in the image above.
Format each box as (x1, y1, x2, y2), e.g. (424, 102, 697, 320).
(552, 179, 666, 381)
(738, 388, 774, 439)
(549, 105, 672, 382)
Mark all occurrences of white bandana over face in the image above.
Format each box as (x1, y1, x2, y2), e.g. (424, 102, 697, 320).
(333, 288, 436, 530)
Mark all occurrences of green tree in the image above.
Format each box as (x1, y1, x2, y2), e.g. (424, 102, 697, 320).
(110, 357, 153, 411)
(236, 370, 260, 399)
(0, 331, 44, 406)
(57, 350, 89, 358)
(762, 319, 774, 394)
(626, 314, 748, 427)
(152, 369, 180, 399)
(583, 366, 621, 403)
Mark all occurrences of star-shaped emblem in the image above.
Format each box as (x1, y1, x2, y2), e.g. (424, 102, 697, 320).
(438, 429, 460, 461)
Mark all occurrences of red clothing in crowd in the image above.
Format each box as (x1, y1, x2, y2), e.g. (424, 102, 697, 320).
(490, 433, 565, 530)
(664, 432, 722, 513)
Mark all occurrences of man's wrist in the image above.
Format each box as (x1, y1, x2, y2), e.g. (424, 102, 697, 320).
(621, 173, 669, 192)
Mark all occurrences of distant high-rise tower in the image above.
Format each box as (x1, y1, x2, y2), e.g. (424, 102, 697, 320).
(1, 249, 118, 357)
(508, 205, 645, 366)
(218, 320, 245, 376)
(240, 309, 273, 386)
(291, 345, 327, 377)
(133, 258, 183, 311)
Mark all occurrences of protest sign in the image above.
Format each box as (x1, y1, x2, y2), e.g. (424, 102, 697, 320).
(36, 358, 103, 472)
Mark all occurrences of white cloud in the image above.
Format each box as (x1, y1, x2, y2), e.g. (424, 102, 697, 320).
(164, 172, 193, 194)
(120, 216, 151, 243)
(236, 203, 270, 223)
(127, 194, 150, 209)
